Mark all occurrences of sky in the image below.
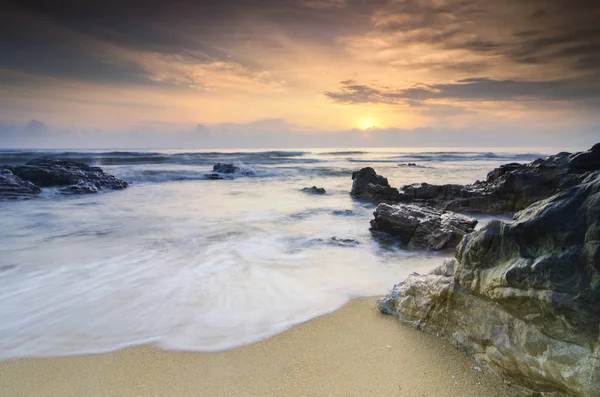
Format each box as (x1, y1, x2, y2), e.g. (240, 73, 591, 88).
(1, 0, 599, 148)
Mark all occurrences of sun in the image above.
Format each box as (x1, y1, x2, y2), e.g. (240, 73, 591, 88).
(357, 118, 377, 130)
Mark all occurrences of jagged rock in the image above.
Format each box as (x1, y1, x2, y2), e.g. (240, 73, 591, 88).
(379, 172, 600, 396)
(212, 163, 239, 174)
(0, 169, 41, 199)
(370, 203, 477, 250)
(400, 143, 600, 214)
(350, 167, 406, 203)
(301, 186, 326, 195)
(9, 158, 127, 194)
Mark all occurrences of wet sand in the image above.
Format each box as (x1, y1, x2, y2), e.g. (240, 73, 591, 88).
(0, 298, 516, 397)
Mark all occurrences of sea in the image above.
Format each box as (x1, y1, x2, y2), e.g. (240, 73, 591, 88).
(0, 146, 576, 359)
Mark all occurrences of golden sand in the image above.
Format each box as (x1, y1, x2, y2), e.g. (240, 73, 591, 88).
(0, 298, 515, 397)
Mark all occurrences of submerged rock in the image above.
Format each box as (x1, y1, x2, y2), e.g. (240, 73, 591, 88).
(401, 143, 600, 214)
(9, 158, 128, 194)
(0, 169, 42, 199)
(301, 186, 326, 195)
(310, 237, 360, 247)
(350, 167, 406, 203)
(205, 163, 254, 180)
(212, 163, 239, 174)
(370, 203, 477, 250)
(204, 173, 229, 180)
(379, 172, 600, 396)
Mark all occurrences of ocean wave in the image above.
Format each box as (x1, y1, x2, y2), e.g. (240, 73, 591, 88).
(0, 150, 313, 166)
(320, 151, 368, 155)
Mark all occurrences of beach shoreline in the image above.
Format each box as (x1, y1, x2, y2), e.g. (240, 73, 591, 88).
(0, 297, 515, 397)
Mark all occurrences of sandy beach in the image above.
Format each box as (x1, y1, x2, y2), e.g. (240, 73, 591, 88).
(0, 298, 516, 397)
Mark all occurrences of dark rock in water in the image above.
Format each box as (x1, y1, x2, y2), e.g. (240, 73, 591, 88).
(212, 163, 239, 174)
(331, 209, 355, 216)
(350, 167, 406, 203)
(9, 158, 128, 194)
(204, 173, 227, 180)
(378, 172, 600, 396)
(312, 237, 360, 247)
(60, 182, 99, 195)
(399, 143, 600, 214)
(301, 186, 326, 195)
(207, 163, 254, 179)
(0, 169, 42, 199)
(370, 203, 477, 250)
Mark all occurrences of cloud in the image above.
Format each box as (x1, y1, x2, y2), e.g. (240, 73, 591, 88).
(326, 77, 600, 104)
(300, 0, 347, 9)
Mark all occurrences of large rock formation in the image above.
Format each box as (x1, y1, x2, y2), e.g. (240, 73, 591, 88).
(370, 203, 477, 250)
(0, 169, 42, 199)
(3, 158, 128, 195)
(351, 144, 600, 214)
(401, 144, 600, 214)
(350, 167, 405, 203)
(378, 171, 600, 396)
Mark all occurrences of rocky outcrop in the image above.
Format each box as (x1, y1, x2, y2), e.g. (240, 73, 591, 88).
(351, 144, 600, 214)
(370, 203, 477, 250)
(0, 169, 42, 199)
(6, 158, 128, 195)
(301, 186, 326, 195)
(350, 167, 405, 203)
(378, 171, 600, 396)
(212, 163, 239, 174)
(401, 143, 600, 214)
(205, 163, 254, 180)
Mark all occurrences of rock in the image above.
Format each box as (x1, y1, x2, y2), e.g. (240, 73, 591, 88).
(206, 163, 254, 179)
(370, 203, 477, 250)
(301, 186, 326, 195)
(379, 172, 600, 396)
(60, 182, 99, 195)
(204, 173, 227, 180)
(351, 167, 406, 203)
(311, 237, 360, 247)
(331, 209, 355, 216)
(212, 163, 239, 174)
(0, 169, 41, 199)
(10, 158, 128, 194)
(399, 143, 600, 214)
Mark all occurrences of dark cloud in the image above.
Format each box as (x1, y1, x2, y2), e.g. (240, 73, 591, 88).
(1, 0, 374, 81)
(326, 77, 600, 104)
(2, 0, 599, 85)
(372, 0, 600, 74)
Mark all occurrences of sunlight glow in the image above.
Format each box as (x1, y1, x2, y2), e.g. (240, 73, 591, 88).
(357, 118, 376, 130)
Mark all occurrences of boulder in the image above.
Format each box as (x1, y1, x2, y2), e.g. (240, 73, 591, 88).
(10, 158, 128, 194)
(378, 171, 600, 396)
(399, 143, 600, 214)
(212, 163, 239, 174)
(301, 186, 326, 195)
(206, 163, 254, 179)
(0, 169, 41, 199)
(350, 167, 406, 203)
(370, 203, 477, 250)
